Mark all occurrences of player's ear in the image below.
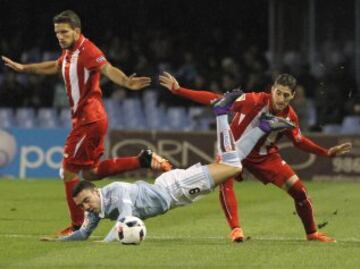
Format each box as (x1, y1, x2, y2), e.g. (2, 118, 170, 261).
(74, 27, 81, 35)
(290, 90, 296, 99)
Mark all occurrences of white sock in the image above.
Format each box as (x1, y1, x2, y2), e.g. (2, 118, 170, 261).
(236, 127, 265, 160)
(216, 115, 241, 167)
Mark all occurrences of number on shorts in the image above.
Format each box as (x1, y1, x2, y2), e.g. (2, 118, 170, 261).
(189, 187, 200, 195)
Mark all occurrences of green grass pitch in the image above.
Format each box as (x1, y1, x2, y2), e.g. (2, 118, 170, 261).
(0, 178, 359, 268)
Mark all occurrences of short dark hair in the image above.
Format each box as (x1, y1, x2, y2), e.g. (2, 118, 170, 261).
(72, 180, 96, 198)
(53, 10, 81, 30)
(274, 73, 297, 92)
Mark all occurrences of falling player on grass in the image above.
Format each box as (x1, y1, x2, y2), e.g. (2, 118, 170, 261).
(42, 90, 294, 242)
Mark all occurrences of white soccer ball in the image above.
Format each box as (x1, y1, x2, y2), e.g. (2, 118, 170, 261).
(116, 216, 147, 245)
(0, 130, 17, 167)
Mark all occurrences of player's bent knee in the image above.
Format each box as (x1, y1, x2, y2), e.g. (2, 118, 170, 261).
(62, 168, 79, 182)
(281, 175, 299, 191)
(224, 165, 242, 180)
(287, 179, 308, 202)
(233, 166, 242, 175)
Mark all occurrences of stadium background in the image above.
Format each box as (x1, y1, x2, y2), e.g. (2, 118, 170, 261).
(0, 0, 359, 179)
(1, 1, 360, 268)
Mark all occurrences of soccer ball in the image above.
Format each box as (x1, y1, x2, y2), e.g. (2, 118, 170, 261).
(0, 130, 17, 167)
(116, 216, 146, 245)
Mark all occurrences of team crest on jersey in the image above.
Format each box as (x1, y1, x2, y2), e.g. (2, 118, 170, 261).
(96, 56, 106, 63)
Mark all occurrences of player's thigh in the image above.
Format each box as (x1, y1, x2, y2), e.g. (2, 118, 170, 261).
(207, 163, 242, 186)
(63, 119, 107, 173)
(244, 155, 296, 188)
(154, 163, 214, 206)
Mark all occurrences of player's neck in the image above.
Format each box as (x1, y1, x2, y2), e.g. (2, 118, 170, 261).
(69, 34, 84, 51)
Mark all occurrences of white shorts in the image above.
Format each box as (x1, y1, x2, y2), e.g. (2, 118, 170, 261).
(154, 163, 214, 207)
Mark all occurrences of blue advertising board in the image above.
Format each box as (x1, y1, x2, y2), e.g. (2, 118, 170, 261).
(0, 128, 68, 178)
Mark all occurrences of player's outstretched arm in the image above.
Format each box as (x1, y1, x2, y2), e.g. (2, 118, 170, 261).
(159, 71, 180, 93)
(327, 142, 352, 157)
(2, 56, 58, 75)
(159, 71, 221, 105)
(289, 131, 352, 157)
(102, 223, 119, 243)
(101, 63, 151, 90)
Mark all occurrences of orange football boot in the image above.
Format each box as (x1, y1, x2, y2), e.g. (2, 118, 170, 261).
(307, 232, 336, 243)
(230, 227, 245, 243)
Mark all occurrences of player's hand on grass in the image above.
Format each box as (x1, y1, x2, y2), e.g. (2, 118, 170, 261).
(1, 56, 25, 72)
(328, 142, 352, 157)
(159, 72, 180, 93)
(40, 236, 58, 242)
(126, 73, 151, 90)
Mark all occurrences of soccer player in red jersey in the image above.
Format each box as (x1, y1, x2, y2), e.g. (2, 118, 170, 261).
(159, 71, 352, 243)
(2, 10, 172, 235)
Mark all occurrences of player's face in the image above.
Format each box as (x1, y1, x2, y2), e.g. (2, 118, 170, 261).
(54, 23, 80, 49)
(74, 188, 101, 214)
(271, 84, 295, 113)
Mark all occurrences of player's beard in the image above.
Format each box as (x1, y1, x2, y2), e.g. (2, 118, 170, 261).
(275, 103, 285, 110)
(59, 36, 76, 49)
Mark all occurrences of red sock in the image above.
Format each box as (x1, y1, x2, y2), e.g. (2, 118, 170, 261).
(64, 177, 84, 227)
(288, 180, 317, 234)
(219, 178, 240, 230)
(95, 156, 140, 178)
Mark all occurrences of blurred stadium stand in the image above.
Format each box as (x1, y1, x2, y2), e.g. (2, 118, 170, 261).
(15, 108, 36, 128)
(0, 0, 359, 134)
(341, 116, 360, 134)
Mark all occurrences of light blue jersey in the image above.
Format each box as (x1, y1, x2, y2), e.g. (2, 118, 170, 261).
(60, 181, 172, 242)
(57, 106, 264, 243)
(59, 164, 215, 242)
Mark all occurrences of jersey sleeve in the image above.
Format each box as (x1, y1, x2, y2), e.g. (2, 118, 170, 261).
(83, 43, 108, 71)
(116, 188, 134, 220)
(101, 186, 134, 243)
(175, 87, 222, 105)
(285, 110, 329, 156)
(230, 92, 264, 112)
(58, 212, 101, 241)
(57, 51, 65, 69)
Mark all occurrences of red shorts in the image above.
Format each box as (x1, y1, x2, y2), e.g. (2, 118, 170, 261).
(243, 153, 296, 187)
(62, 118, 108, 173)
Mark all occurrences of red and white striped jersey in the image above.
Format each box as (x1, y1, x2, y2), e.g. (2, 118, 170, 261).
(57, 35, 108, 126)
(230, 92, 302, 159)
(174, 87, 328, 159)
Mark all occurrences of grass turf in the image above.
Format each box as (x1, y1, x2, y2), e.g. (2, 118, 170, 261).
(0, 179, 359, 268)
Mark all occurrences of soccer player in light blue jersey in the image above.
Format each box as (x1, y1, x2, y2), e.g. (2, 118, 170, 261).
(46, 90, 294, 242)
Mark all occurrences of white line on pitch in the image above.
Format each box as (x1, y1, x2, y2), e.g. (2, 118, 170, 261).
(0, 233, 360, 243)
